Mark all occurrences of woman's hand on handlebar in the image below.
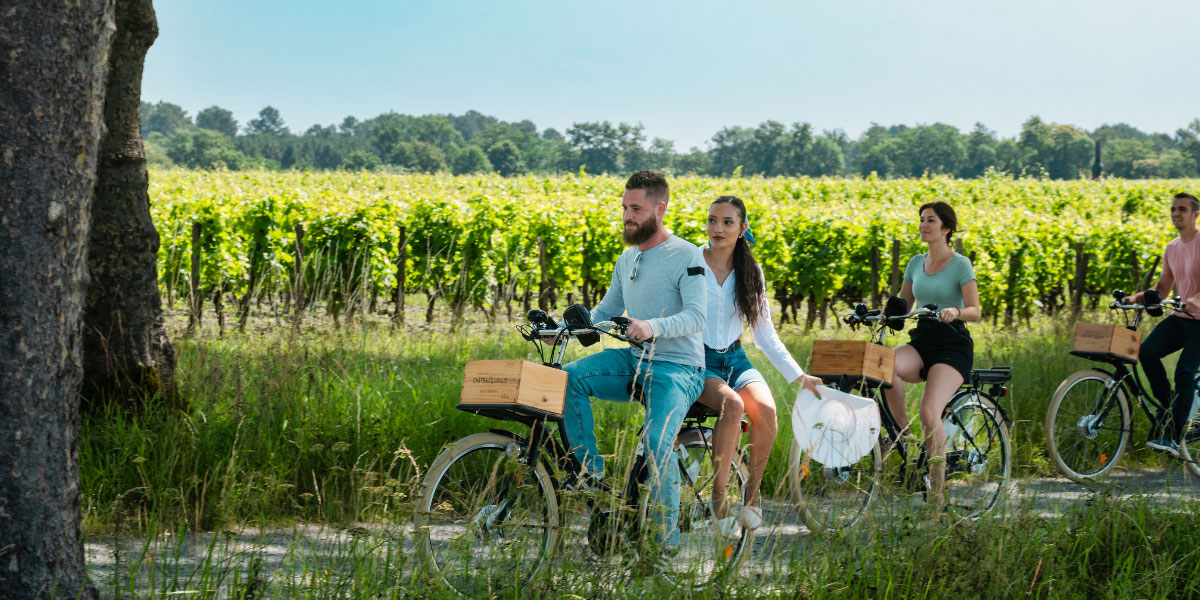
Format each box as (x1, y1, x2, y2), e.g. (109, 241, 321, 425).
(797, 374, 823, 399)
(938, 306, 961, 324)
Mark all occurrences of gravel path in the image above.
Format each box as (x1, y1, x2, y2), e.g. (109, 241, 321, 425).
(84, 468, 1200, 595)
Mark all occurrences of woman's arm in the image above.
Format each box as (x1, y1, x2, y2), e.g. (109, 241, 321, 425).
(946, 279, 981, 323)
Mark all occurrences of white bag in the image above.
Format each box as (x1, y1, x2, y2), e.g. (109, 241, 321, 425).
(791, 385, 881, 468)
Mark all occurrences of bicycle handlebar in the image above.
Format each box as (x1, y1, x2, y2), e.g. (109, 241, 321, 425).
(843, 306, 939, 325)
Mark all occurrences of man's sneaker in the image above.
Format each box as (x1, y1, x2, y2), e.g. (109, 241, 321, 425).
(565, 471, 612, 494)
(1147, 438, 1181, 458)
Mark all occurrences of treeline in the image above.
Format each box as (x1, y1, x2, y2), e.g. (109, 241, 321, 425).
(142, 101, 1200, 179)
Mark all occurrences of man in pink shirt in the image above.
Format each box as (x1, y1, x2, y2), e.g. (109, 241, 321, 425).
(1126, 192, 1200, 455)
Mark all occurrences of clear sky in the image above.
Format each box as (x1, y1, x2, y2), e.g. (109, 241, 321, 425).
(144, 0, 1200, 150)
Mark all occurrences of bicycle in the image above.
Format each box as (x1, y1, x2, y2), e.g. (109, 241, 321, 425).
(1045, 290, 1200, 482)
(413, 306, 751, 596)
(791, 301, 1013, 531)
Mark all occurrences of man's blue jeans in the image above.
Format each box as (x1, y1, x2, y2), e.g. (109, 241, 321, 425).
(561, 348, 703, 546)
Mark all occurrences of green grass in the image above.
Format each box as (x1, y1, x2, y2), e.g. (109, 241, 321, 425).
(81, 308, 1182, 533)
(79, 307, 1199, 597)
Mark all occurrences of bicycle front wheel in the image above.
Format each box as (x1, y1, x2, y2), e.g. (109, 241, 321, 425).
(942, 391, 1011, 519)
(789, 380, 882, 533)
(1045, 369, 1130, 483)
(413, 432, 559, 596)
(659, 427, 750, 589)
(1177, 372, 1200, 478)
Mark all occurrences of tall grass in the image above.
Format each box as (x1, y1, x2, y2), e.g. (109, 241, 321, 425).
(81, 308, 1181, 534)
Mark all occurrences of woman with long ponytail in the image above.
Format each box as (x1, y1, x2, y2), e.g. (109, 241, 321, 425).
(698, 196, 823, 539)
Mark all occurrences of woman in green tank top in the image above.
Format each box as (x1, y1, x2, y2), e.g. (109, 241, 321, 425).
(884, 201, 981, 512)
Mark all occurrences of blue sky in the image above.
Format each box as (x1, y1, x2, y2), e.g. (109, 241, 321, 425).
(144, 0, 1200, 149)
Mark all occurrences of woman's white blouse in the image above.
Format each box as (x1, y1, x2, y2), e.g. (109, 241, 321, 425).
(701, 250, 805, 383)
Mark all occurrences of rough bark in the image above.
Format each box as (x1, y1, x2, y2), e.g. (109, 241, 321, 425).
(0, 2, 115, 598)
(82, 0, 175, 405)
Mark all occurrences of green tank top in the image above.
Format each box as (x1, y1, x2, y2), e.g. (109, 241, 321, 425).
(903, 253, 976, 310)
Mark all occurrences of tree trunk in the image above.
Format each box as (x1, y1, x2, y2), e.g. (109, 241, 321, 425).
(82, 0, 175, 405)
(0, 2, 114, 598)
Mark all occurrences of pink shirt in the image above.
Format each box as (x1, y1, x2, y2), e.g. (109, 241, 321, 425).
(1163, 234, 1200, 319)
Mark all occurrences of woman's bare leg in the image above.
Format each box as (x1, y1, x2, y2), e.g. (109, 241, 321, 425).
(697, 377, 744, 518)
(737, 381, 777, 507)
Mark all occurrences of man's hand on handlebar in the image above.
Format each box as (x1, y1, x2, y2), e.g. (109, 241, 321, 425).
(1186, 294, 1200, 315)
(623, 318, 654, 345)
(796, 374, 823, 399)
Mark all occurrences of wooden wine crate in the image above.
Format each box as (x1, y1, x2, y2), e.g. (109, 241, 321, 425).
(809, 340, 895, 385)
(1073, 324, 1141, 362)
(459, 360, 568, 416)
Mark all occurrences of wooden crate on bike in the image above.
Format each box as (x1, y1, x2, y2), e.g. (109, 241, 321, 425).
(1073, 324, 1141, 362)
(459, 360, 568, 416)
(808, 340, 895, 385)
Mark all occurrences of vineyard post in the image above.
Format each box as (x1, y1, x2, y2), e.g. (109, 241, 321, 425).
(1072, 242, 1088, 317)
(538, 236, 550, 311)
(237, 234, 265, 333)
(1005, 250, 1021, 328)
(1130, 250, 1140, 292)
(581, 232, 590, 307)
(954, 238, 964, 255)
(889, 239, 901, 295)
(1142, 255, 1161, 290)
(214, 281, 226, 336)
(870, 244, 880, 307)
(293, 222, 306, 328)
(187, 221, 202, 334)
(393, 225, 407, 325)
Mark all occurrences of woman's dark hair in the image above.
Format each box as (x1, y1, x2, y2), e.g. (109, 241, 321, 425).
(918, 201, 958, 246)
(711, 196, 765, 326)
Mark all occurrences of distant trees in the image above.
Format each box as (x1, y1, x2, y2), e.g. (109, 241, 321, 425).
(136, 101, 1200, 179)
(195, 105, 238, 137)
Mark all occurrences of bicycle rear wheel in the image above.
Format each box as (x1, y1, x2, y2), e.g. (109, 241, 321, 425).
(941, 391, 1011, 519)
(1045, 369, 1130, 482)
(414, 432, 559, 596)
(657, 427, 750, 589)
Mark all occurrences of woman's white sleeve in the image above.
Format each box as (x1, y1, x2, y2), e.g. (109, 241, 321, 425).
(750, 275, 804, 383)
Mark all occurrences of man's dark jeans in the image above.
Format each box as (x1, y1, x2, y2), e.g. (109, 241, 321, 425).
(1140, 315, 1200, 441)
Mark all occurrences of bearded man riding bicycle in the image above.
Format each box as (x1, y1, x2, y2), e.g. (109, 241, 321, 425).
(561, 170, 707, 563)
(1124, 192, 1200, 456)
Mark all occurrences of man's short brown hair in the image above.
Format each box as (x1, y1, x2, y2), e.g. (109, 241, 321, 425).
(1175, 192, 1200, 212)
(625, 170, 669, 204)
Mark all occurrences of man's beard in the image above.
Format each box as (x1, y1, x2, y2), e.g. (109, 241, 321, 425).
(623, 214, 659, 245)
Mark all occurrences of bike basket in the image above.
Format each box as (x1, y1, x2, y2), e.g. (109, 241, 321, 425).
(809, 340, 895, 386)
(1072, 324, 1140, 362)
(459, 360, 567, 416)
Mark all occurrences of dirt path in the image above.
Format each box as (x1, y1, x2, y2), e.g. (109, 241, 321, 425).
(85, 469, 1200, 594)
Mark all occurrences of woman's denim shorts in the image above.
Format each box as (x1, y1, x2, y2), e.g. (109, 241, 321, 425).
(702, 345, 766, 391)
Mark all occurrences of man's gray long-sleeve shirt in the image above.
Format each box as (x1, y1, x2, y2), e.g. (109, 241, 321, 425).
(591, 235, 707, 368)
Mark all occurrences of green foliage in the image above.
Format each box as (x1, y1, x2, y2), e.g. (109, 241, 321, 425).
(487, 140, 526, 176)
(245, 106, 289, 136)
(343, 150, 380, 172)
(142, 101, 193, 137)
(166, 129, 251, 170)
(195, 105, 239, 138)
(451, 145, 493, 175)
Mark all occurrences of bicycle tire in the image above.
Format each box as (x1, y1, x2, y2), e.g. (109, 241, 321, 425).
(789, 382, 883, 532)
(1177, 372, 1200, 478)
(1045, 369, 1131, 483)
(941, 391, 1012, 519)
(413, 432, 559, 596)
(657, 427, 751, 589)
